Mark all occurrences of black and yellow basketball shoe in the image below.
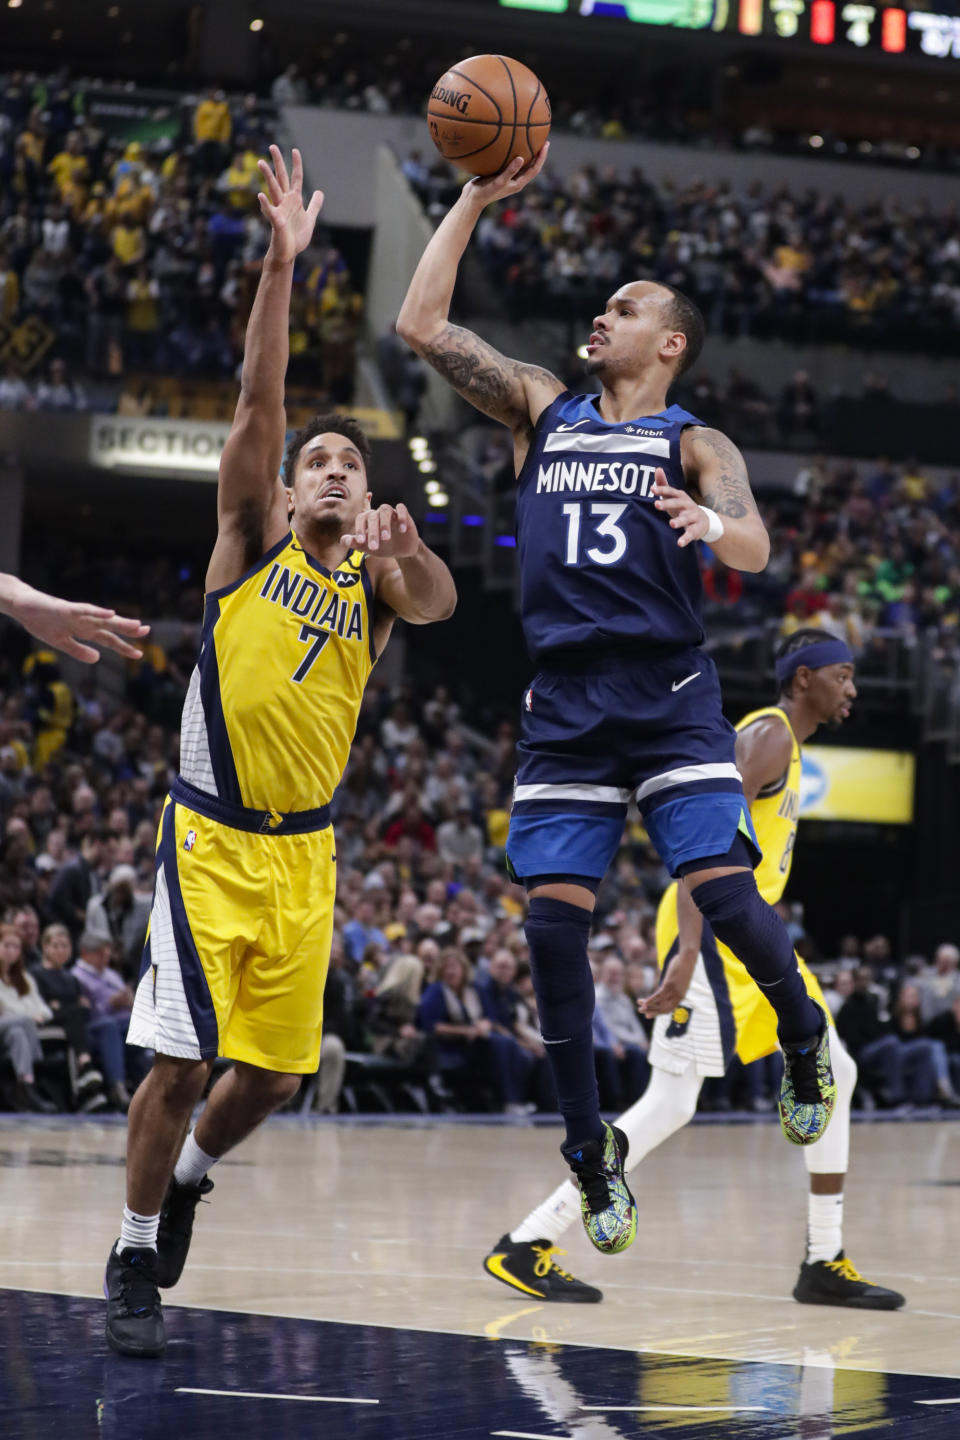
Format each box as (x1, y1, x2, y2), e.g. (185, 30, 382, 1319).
(793, 1251, 905, 1310)
(483, 1235, 603, 1303)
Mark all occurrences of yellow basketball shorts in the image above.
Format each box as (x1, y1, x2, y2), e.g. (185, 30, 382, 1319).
(649, 922, 832, 1079)
(128, 778, 336, 1074)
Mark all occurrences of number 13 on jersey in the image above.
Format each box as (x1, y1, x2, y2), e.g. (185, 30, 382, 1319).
(562, 502, 628, 567)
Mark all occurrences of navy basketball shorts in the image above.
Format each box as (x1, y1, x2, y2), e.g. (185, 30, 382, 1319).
(506, 646, 760, 883)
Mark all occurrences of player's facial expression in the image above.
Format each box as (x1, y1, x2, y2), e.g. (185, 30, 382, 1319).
(586, 282, 682, 377)
(810, 662, 857, 728)
(290, 433, 370, 529)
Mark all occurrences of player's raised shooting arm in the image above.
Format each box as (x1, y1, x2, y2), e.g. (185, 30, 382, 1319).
(680, 427, 771, 573)
(396, 152, 563, 436)
(209, 148, 323, 588)
(734, 716, 794, 805)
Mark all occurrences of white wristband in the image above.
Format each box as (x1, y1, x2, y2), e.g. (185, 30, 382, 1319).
(698, 506, 724, 544)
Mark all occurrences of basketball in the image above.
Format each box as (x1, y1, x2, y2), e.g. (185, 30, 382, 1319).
(427, 54, 551, 177)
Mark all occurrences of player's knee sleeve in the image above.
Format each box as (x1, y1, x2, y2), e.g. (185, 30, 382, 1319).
(805, 1033, 855, 1176)
(524, 897, 594, 1041)
(691, 872, 820, 1043)
(615, 1064, 703, 1169)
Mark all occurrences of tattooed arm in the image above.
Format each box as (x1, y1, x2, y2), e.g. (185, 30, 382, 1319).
(678, 426, 771, 573)
(397, 149, 563, 457)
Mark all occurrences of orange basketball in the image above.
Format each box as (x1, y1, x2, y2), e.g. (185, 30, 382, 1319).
(427, 54, 551, 177)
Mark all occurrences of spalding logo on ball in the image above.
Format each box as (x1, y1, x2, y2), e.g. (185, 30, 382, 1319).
(427, 54, 551, 177)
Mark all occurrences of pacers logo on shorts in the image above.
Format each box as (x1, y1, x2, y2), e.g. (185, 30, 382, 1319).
(183, 829, 197, 852)
(666, 1005, 692, 1038)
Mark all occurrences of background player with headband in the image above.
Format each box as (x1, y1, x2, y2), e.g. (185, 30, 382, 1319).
(484, 628, 905, 1311)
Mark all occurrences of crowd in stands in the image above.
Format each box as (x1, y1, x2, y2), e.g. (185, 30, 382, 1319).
(0, 619, 958, 1120)
(0, 72, 364, 404)
(434, 161, 960, 354)
(270, 41, 959, 175)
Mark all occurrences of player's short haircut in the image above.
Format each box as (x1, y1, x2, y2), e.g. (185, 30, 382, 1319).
(774, 628, 831, 697)
(658, 284, 705, 377)
(283, 413, 372, 487)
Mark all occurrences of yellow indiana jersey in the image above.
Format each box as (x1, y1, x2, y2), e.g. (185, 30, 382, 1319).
(655, 703, 800, 955)
(736, 704, 801, 906)
(180, 530, 375, 812)
(654, 704, 829, 1065)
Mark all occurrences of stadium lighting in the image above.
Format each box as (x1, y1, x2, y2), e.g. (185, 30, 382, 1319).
(427, 492, 449, 508)
(249, 17, 264, 30)
(424, 480, 441, 494)
(809, 134, 825, 148)
(576, 343, 589, 359)
(7, 1, 23, 9)
(418, 459, 437, 473)
(408, 435, 428, 453)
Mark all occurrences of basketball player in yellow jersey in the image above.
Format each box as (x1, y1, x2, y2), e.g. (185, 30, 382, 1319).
(104, 146, 456, 1358)
(486, 629, 905, 1310)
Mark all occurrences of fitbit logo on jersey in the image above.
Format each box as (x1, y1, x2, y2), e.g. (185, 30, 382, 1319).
(430, 84, 472, 113)
(535, 461, 659, 497)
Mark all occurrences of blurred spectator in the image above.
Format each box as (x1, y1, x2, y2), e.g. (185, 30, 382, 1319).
(84, 862, 151, 973)
(31, 922, 108, 1112)
(593, 955, 650, 1109)
(0, 922, 55, 1111)
(72, 929, 139, 1111)
(915, 943, 960, 1024)
(436, 805, 484, 869)
(48, 831, 103, 942)
(35, 357, 87, 411)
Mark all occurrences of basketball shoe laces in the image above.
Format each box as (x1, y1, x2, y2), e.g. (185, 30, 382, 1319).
(786, 1043, 823, 1104)
(531, 1244, 575, 1282)
(117, 1253, 161, 1318)
(564, 1152, 610, 1214)
(825, 1255, 872, 1285)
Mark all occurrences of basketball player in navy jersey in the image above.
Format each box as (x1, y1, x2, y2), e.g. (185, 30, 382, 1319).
(398, 149, 836, 1257)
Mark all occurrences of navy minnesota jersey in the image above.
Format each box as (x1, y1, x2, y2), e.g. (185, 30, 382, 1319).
(515, 393, 706, 662)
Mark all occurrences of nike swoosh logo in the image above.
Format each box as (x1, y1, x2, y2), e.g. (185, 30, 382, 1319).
(484, 1253, 545, 1298)
(556, 419, 590, 431)
(671, 672, 701, 692)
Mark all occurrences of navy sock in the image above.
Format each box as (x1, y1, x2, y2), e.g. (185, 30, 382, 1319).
(691, 872, 822, 1045)
(524, 896, 602, 1146)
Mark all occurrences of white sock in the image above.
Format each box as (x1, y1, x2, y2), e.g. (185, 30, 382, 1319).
(174, 1130, 219, 1187)
(119, 1205, 160, 1254)
(807, 1192, 844, 1264)
(510, 1064, 703, 1246)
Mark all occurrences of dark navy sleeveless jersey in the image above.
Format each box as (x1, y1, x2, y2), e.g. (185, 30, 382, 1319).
(515, 392, 706, 662)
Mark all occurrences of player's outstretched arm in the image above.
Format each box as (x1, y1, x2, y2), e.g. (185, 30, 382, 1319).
(0, 574, 149, 663)
(639, 883, 702, 1018)
(341, 503, 456, 641)
(396, 148, 563, 438)
(655, 427, 770, 573)
(208, 145, 324, 591)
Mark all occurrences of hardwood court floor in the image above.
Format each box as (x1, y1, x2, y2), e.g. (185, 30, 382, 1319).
(1, 1113, 958, 1383)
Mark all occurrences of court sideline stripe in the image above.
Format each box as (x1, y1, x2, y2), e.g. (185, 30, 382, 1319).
(492, 1432, 571, 1439)
(174, 1387, 378, 1404)
(581, 1404, 769, 1413)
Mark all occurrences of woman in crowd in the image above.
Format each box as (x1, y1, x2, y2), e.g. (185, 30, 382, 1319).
(0, 924, 56, 1112)
(418, 948, 532, 1112)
